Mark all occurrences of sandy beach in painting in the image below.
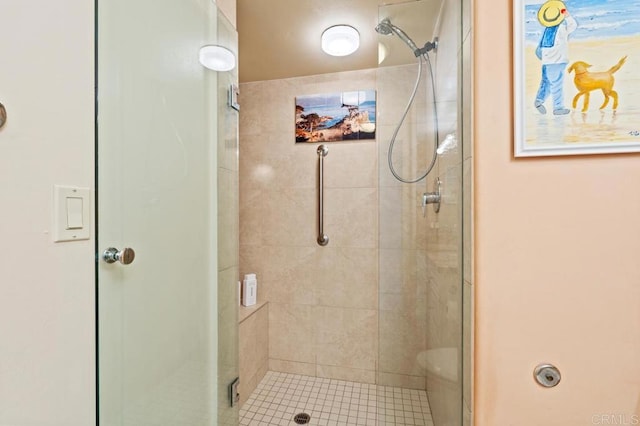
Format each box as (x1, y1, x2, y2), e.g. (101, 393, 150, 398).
(524, 35, 640, 147)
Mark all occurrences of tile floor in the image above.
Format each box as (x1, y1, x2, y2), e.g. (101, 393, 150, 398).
(240, 371, 434, 426)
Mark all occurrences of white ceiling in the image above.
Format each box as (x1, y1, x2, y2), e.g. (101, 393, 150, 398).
(237, 0, 443, 82)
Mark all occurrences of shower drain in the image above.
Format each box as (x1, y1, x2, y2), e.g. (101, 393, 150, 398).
(293, 413, 311, 424)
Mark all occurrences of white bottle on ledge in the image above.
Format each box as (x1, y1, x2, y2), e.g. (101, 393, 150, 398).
(242, 273, 257, 307)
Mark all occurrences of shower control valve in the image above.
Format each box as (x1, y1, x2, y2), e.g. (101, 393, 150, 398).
(422, 177, 442, 215)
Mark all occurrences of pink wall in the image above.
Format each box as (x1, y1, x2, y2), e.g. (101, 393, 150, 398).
(474, 1, 640, 425)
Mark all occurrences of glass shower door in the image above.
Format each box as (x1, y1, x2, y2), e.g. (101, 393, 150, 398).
(377, 0, 465, 425)
(97, 1, 238, 424)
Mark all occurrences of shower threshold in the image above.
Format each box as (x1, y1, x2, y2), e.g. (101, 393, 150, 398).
(240, 371, 434, 426)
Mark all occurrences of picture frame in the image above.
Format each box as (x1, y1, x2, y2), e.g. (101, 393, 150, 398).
(295, 90, 376, 143)
(513, 0, 640, 157)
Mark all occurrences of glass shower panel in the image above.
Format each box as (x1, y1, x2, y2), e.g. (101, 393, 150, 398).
(97, 1, 238, 424)
(377, 0, 464, 424)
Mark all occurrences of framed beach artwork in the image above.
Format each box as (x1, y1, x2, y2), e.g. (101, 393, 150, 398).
(295, 90, 376, 143)
(514, 0, 640, 157)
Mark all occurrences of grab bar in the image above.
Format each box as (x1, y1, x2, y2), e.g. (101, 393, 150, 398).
(317, 144, 329, 246)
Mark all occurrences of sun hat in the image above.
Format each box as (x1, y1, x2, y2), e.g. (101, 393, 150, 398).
(538, 0, 566, 27)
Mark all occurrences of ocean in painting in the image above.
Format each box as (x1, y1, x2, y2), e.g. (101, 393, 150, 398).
(295, 90, 376, 143)
(524, 0, 640, 45)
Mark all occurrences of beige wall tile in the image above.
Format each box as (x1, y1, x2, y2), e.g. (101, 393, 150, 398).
(324, 187, 378, 249)
(238, 303, 269, 408)
(261, 188, 316, 247)
(314, 248, 378, 310)
(256, 359, 268, 385)
(324, 142, 378, 189)
(379, 309, 427, 377)
(376, 65, 418, 127)
(256, 303, 269, 365)
(239, 188, 263, 247)
(269, 303, 315, 364)
(379, 248, 403, 295)
(377, 372, 426, 390)
(317, 365, 376, 385)
(268, 359, 316, 377)
(216, 0, 236, 28)
(241, 135, 318, 191)
(378, 124, 425, 189)
(238, 371, 255, 408)
(258, 246, 317, 306)
(239, 246, 266, 303)
(379, 187, 403, 249)
(314, 307, 377, 371)
(239, 314, 257, 391)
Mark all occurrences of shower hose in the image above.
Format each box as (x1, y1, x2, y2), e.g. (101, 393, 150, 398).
(387, 51, 440, 184)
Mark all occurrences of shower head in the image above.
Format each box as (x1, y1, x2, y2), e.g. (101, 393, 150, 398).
(375, 18, 420, 55)
(374, 19, 394, 35)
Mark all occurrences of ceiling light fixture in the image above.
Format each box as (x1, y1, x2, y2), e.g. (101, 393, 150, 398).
(199, 45, 236, 71)
(321, 25, 360, 57)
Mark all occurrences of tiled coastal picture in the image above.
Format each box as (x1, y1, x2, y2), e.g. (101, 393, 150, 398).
(514, 0, 640, 156)
(295, 90, 376, 143)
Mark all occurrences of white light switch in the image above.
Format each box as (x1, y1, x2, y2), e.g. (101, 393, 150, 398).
(54, 185, 91, 242)
(66, 197, 83, 229)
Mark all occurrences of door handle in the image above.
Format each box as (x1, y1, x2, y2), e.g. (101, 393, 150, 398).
(102, 247, 136, 265)
(0, 102, 6, 129)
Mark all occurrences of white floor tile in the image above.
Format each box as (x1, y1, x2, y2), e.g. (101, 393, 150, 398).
(239, 372, 434, 426)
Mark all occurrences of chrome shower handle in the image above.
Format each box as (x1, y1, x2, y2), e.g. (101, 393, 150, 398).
(317, 144, 329, 246)
(422, 177, 442, 215)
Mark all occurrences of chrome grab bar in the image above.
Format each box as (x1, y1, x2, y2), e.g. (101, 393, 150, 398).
(317, 144, 329, 246)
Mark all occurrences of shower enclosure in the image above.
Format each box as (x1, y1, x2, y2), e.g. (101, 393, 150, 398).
(96, 0, 239, 424)
(376, 0, 468, 424)
(237, 0, 470, 424)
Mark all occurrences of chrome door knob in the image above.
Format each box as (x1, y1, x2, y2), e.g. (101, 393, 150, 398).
(0, 102, 6, 129)
(103, 247, 136, 265)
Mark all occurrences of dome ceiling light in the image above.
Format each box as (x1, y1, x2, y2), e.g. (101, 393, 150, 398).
(321, 25, 360, 57)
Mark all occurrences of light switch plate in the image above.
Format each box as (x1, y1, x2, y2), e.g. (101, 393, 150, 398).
(53, 185, 91, 242)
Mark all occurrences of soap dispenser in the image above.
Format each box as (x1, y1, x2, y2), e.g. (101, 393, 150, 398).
(242, 273, 257, 307)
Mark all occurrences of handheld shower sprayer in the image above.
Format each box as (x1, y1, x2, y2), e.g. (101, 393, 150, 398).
(375, 18, 437, 57)
(376, 18, 441, 184)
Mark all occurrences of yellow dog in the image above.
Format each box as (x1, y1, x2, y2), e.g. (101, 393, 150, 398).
(568, 56, 627, 112)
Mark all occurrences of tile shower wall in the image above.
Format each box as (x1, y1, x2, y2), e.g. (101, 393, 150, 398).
(238, 302, 269, 407)
(239, 69, 380, 385)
